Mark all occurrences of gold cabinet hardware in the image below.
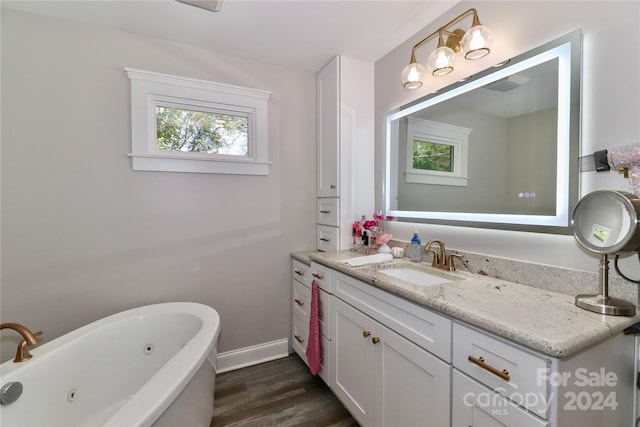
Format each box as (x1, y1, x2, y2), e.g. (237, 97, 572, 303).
(312, 273, 324, 279)
(294, 335, 304, 344)
(330, 184, 336, 189)
(318, 311, 324, 317)
(319, 238, 331, 242)
(294, 270, 305, 276)
(372, 337, 381, 344)
(468, 355, 510, 382)
(363, 331, 371, 338)
(319, 210, 331, 214)
(294, 299, 304, 306)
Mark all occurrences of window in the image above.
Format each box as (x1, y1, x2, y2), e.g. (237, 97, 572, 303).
(126, 68, 271, 175)
(405, 117, 471, 186)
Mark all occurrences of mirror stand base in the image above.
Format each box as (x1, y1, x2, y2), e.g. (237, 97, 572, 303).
(575, 294, 636, 316)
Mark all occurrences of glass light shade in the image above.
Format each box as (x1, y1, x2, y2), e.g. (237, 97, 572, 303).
(401, 62, 425, 89)
(461, 25, 494, 60)
(427, 46, 455, 76)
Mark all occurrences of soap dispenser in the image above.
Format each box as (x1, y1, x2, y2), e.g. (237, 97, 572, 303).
(410, 229, 422, 262)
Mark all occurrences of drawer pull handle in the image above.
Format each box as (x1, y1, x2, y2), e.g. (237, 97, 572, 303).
(294, 270, 305, 276)
(318, 311, 324, 317)
(320, 238, 331, 242)
(320, 210, 331, 214)
(330, 184, 337, 189)
(372, 337, 380, 344)
(294, 335, 304, 344)
(312, 273, 324, 279)
(294, 299, 304, 307)
(363, 331, 371, 338)
(468, 355, 510, 382)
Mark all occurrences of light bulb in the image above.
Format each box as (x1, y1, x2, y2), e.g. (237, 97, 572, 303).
(427, 46, 455, 76)
(401, 62, 425, 89)
(461, 25, 494, 60)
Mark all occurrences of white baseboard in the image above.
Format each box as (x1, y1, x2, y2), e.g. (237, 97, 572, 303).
(215, 338, 290, 373)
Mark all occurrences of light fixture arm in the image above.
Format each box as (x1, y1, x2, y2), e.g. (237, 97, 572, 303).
(406, 8, 480, 61)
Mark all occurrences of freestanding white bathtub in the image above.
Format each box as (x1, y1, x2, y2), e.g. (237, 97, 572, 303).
(0, 302, 221, 427)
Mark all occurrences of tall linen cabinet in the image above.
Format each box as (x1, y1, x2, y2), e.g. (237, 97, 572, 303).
(316, 56, 374, 251)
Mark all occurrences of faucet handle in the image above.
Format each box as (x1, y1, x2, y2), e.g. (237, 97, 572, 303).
(447, 253, 463, 271)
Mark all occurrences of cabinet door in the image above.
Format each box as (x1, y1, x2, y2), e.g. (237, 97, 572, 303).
(316, 57, 339, 197)
(374, 321, 451, 427)
(332, 298, 375, 426)
(452, 370, 549, 427)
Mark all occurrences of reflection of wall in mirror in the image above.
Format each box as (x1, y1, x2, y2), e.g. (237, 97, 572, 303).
(397, 107, 557, 215)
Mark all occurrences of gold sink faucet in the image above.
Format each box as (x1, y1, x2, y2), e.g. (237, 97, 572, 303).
(1, 323, 42, 362)
(424, 239, 462, 272)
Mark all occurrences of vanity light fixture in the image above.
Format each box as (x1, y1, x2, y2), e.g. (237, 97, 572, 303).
(401, 8, 494, 89)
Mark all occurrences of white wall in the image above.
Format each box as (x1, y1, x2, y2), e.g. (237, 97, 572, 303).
(375, 1, 640, 274)
(0, 9, 317, 361)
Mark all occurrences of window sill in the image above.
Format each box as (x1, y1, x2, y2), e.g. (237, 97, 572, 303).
(405, 172, 469, 187)
(128, 153, 271, 175)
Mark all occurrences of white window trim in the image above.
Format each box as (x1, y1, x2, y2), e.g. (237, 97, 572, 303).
(405, 117, 471, 187)
(126, 68, 271, 175)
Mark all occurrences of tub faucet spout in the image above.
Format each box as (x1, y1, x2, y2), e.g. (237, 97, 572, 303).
(1, 323, 42, 362)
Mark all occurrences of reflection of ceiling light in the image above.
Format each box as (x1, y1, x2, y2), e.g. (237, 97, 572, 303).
(401, 8, 493, 89)
(483, 74, 530, 92)
(176, 0, 223, 12)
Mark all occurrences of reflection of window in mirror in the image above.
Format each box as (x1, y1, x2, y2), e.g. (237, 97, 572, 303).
(404, 117, 471, 187)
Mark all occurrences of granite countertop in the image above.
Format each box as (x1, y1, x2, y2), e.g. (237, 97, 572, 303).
(292, 250, 640, 359)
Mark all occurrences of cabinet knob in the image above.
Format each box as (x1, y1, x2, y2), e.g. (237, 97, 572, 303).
(362, 331, 371, 338)
(294, 299, 304, 307)
(372, 337, 381, 344)
(330, 184, 336, 189)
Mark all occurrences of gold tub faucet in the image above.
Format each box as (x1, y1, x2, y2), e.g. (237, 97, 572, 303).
(1, 323, 42, 362)
(424, 239, 462, 272)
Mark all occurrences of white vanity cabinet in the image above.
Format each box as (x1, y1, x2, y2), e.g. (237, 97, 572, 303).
(451, 321, 635, 427)
(290, 260, 333, 384)
(315, 55, 374, 251)
(331, 270, 452, 427)
(298, 257, 637, 427)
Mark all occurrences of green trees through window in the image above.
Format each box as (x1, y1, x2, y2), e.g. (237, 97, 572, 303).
(412, 140, 453, 172)
(156, 106, 249, 155)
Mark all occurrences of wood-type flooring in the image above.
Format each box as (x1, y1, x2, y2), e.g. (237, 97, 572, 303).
(211, 354, 358, 427)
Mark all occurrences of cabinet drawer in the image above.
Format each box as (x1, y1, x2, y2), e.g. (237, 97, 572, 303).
(292, 315, 330, 384)
(333, 270, 451, 362)
(291, 259, 312, 287)
(317, 198, 339, 226)
(310, 261, 333, 293)
(317, 225, 339, 252)
(292, 279, 310, 320)
(292, 280, 332, 340)
(453, 322, 550, 419)
(452, 370, 549, 427)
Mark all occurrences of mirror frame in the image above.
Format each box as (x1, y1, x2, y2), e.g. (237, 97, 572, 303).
(385, 29, 582, 234)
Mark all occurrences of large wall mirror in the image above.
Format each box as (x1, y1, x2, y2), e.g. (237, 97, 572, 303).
(385, 30, 581, 234)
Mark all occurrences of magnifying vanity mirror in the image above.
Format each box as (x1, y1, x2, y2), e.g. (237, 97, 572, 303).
(385, 30, 581, 233)
(572, 190, 640, 316)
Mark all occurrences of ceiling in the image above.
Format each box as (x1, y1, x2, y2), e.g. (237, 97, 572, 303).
(1, 0, 457, 73)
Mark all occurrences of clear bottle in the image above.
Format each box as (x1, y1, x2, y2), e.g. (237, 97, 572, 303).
(410, 229, 422, 262)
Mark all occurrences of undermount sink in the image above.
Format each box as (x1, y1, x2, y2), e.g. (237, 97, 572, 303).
(377, 263, 462, 287)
